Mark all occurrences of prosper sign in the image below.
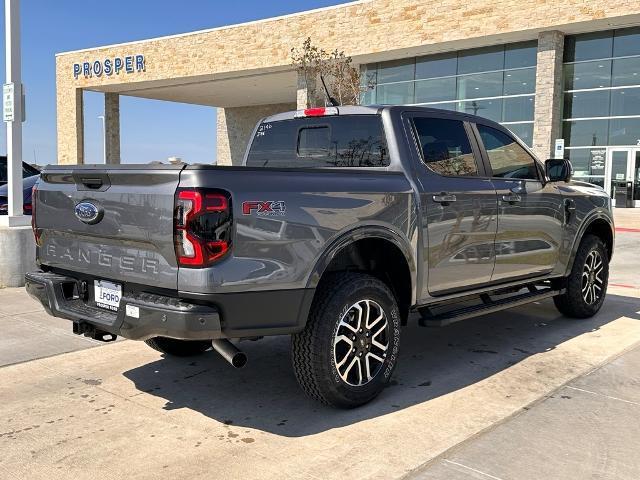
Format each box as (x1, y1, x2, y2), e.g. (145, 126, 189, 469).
(73, 55, 145, 79)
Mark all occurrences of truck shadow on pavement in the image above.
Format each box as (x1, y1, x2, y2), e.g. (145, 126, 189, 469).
(123, 294, 640, 438)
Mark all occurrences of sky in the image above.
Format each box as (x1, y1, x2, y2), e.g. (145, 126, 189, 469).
(0, 0, 349, 165)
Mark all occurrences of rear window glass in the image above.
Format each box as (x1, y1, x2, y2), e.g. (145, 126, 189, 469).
(246, 115, 389, 168)
(298, 126, 330, 157)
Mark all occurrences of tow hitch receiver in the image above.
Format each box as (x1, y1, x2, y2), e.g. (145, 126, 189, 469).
(73, 322, 117, 342)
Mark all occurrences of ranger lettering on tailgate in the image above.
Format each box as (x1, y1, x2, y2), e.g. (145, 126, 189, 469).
(44, 243, 159, 275)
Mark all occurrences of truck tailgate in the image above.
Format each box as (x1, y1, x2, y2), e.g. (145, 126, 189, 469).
(35, 165, 183, 290)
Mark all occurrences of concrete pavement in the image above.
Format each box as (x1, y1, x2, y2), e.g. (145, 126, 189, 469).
(0, 286, 639, 479)
(409, 338, 640, 480)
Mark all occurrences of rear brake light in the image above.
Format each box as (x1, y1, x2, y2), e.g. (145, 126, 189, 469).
(31, 184, 41, 245)
(295, 107, 339, 118)
(174, 188, 232, 268)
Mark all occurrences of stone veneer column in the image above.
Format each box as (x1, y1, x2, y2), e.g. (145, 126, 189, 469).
(532, 30, 565, 160)
(297, 70, 321, 109)
(104, 93, 121, 164)
(56, 87, 84, 165)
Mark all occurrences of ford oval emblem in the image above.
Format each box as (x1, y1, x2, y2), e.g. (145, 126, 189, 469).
(74, 201, 103, 224)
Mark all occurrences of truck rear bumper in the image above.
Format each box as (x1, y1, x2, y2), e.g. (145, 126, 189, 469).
(25, 271, 222, 341)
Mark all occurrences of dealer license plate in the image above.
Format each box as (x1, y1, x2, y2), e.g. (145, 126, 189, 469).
(94, 280, 122, 312)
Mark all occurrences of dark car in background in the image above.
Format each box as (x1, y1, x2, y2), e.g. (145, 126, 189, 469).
(0, 173, 39, 215)
(0, 155, 40, 186)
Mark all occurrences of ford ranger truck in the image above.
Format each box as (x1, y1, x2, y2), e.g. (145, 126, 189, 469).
(25, 106, 614, 408)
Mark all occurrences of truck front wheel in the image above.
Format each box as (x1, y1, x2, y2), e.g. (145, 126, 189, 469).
(291, 273, 401, 408)
(144, 337, 211, 357)
(553, 234, 609, 318)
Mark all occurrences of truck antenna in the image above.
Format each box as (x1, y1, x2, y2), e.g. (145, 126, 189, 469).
(320, 74, 340, 107)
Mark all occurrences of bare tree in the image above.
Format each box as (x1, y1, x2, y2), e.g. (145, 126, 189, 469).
(291, 37, 375, 107)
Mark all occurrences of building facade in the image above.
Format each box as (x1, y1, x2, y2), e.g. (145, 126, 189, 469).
(55, 0, 640, 203)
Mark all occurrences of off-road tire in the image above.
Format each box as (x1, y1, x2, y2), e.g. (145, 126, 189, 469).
(145, 337, 211, 357)
(291, 272, 401, 408)
(553, 234, 609, 318)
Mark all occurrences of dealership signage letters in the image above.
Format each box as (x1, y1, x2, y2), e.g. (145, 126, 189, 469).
(73, 55, 145, 79)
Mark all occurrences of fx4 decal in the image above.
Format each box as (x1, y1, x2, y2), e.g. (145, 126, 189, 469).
(242, 200, 286, 216)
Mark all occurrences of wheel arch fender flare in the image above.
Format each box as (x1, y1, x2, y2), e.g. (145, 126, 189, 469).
(564, 212, 614, 277)
(305, 225, 418, 306)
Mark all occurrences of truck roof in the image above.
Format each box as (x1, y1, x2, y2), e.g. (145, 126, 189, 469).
(263, 104, 505, 128)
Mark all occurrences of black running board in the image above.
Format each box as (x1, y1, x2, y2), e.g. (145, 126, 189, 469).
(419, 287, 563, 327)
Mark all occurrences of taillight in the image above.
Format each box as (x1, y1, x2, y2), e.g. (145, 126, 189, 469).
(294, 107, 339, 118)
(31, 184, 41, 245)
(174, 188, 232, 267)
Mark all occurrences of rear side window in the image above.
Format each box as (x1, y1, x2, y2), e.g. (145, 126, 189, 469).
(412, 117, 478, 176)
(477, 124, 539, 180)
(246, 115, 389, 168)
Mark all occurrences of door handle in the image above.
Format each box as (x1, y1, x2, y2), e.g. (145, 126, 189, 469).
(501, 194, 521, 204)
(432, 193, 457, 205)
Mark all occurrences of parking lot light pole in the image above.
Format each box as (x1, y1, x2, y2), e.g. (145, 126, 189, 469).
(3, 0, 27, 226)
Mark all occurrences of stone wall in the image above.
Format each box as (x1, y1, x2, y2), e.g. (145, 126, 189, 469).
(216, 103, 296, 166)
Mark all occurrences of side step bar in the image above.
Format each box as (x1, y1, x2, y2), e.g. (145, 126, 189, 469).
(419, 286, 564, 327)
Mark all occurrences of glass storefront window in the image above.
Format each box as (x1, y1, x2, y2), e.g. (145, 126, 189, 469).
(376, 82, 414, 104)
(613, 27, 640, 58)
(610, 88, 640, 117)
(609, 118, 640, 145)
(427, 102, 458, 112)
(505, 42, 537, 68)
(457, 72, 503, 99)
(361, 88, 375, 105)
(563, 119, 609, 147)
(415, 53, 457, 79)
(503, 96, 535, 122)
(612, 57, 640, 87)
(457, 45, 504, 74)
(377, 59, 414, 83)
(505, 123, 534, 146)
(564, 60, 612, 90)
(566, 149, 605, 188)
(562, 28, 640, 200)
(366, 42, 536, 144)
(563, 90, 610, 118)
(503, 68, 536, 95)
(458, 99, 502, 122)
(414, 77, 457, 103)
(564, 31, 613, 62)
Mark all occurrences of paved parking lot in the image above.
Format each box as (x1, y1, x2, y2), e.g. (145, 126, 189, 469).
(0, 210, 638, 480)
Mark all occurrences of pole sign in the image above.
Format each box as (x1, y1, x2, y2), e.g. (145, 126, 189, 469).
(3, 83, 14, 122)
(73, 55, 145, 79)
(554, 138, 565, 159)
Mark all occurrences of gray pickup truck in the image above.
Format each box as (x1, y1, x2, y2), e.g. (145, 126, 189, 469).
(26, 105, 614, 408)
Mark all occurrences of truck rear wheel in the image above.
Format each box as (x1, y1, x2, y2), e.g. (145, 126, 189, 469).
(144, 337, 211, 357)
(291, 273, 401, 408)
(553, 234, 609, 318)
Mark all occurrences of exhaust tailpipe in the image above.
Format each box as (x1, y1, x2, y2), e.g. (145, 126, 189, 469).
(211, 339, 247, 368)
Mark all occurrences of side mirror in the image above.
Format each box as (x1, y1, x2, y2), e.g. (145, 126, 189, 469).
(545, 158, 572, 183)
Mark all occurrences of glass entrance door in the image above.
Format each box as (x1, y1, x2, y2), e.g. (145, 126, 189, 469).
(634, 150, 640, 206)
(606, 148, 640, 206)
